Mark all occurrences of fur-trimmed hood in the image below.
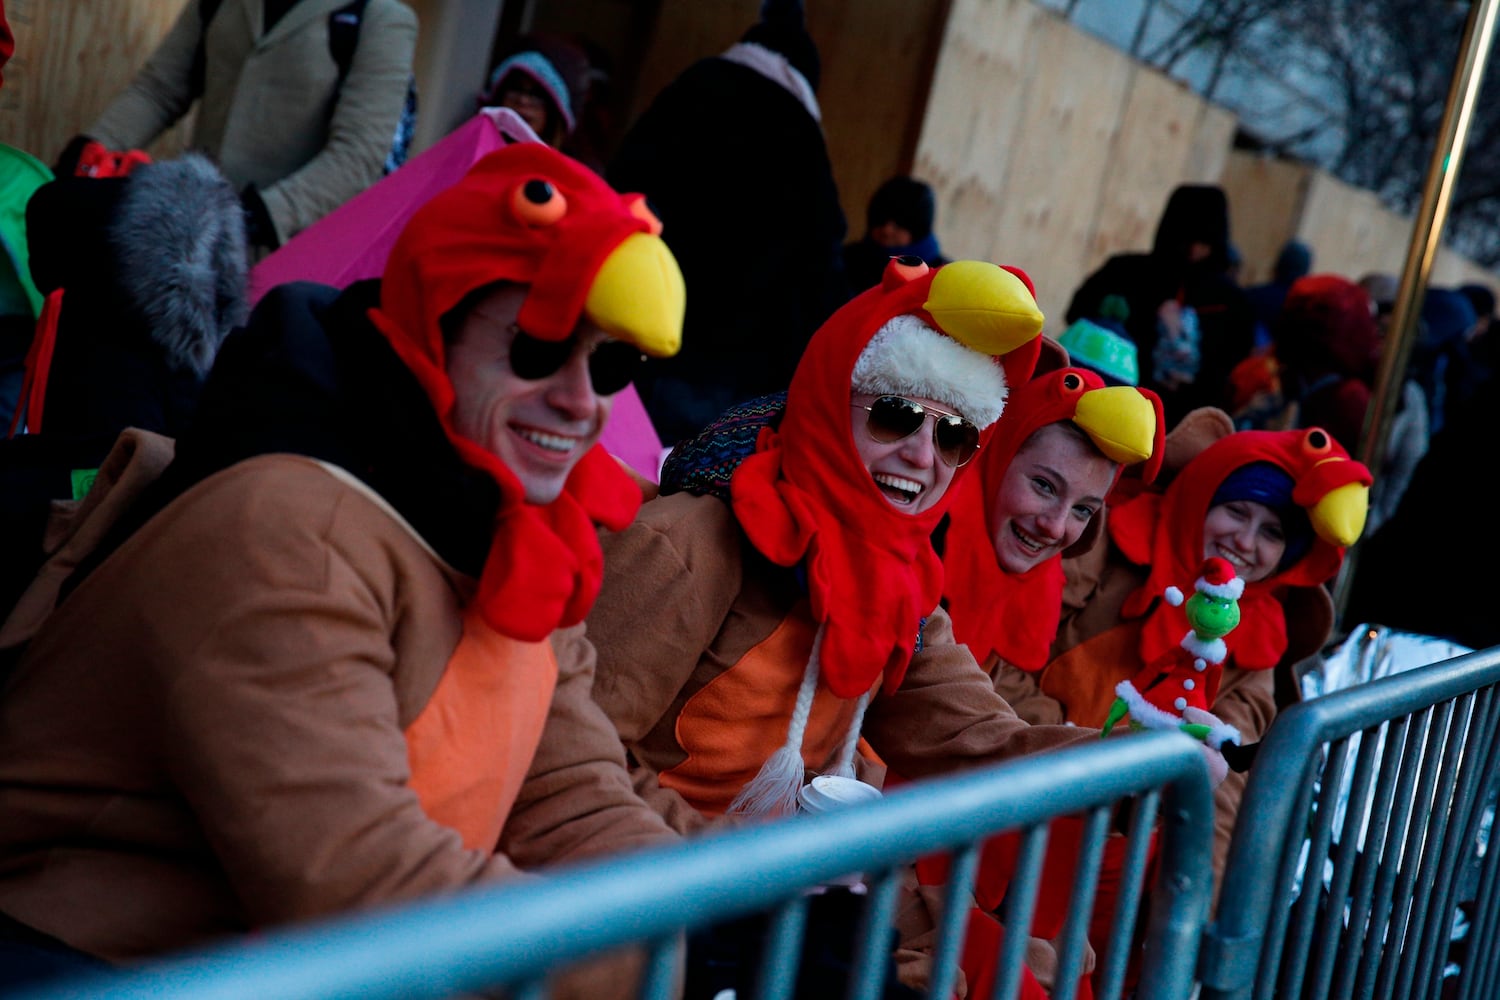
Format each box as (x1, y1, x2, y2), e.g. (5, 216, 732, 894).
(28, 153, 249, 376)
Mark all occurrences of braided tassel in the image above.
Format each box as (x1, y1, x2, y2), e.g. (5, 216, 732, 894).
(728, 624, 826, 819)
(827, 691, 871, 779)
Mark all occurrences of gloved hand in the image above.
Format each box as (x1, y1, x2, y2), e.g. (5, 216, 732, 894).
(1181, 706, 1238, 787)
(240, 185, 280, 252)
(1025, 933, 1095, 992)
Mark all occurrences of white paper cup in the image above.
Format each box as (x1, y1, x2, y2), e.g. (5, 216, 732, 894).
(797, 774, 882, 814)
(798, 776, 881, 891)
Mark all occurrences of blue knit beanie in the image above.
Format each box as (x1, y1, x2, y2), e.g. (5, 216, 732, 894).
(1210, 462, 1313, 571)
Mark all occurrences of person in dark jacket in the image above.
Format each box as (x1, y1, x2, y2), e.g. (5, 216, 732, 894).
(606, 0, 848, 447)
(842, 176, 950, 295)
(1065, 184, 1257, 429)
(1412, 286, 1477, 438)
(0, 155, 248, 621)
(1244, 239, 1313, 350)
(1346, 355, 1500, 650)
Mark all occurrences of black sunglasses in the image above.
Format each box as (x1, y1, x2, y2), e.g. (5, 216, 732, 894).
(508, 325, 647, 395)
(860, 395, 980, 468)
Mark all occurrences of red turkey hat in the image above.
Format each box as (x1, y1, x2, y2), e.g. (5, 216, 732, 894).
(942, 368, 1164, 670)
(1108, 427, 1371, 694)
(724, 257, 1044, 817)
(368, 142, 685, 641)
(730, 257, 1045, 699)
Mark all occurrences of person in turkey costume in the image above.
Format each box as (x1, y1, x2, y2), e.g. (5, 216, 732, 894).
(586, 257, 1112, 996)
(0, 142, 686, 997)
(1039, 414, 1372, 884)
(916, 366, 1164, 998)
(941, 366, 1165, 707)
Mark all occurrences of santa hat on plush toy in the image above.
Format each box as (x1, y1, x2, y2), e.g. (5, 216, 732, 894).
(1191, 556, 1245, 600)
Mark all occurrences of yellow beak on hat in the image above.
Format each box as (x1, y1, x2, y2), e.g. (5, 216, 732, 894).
(1310, 480, 1369, 547)
(1073, 385, 1159, 465)
(584, 231, 686, 358)
(923, 260, 1045, 357)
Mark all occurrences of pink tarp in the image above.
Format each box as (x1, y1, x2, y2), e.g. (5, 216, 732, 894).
(249, 109, 666, 482)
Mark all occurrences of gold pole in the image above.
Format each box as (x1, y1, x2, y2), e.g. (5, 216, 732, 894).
(1334, 0, 1500, 624)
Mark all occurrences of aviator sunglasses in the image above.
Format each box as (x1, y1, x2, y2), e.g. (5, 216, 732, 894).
(860, 395, 981, 468)
(508, 324, 647, 395)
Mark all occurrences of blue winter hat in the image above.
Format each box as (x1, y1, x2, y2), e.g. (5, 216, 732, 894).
(1210, 461, 1313, 571)
(1420, 288, 1477, 349)
(484, 51, 577, 134)
(1274, 240, 1313, 284)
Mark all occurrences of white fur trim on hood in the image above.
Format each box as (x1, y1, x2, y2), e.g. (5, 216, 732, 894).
(850, 314, 1009, 428)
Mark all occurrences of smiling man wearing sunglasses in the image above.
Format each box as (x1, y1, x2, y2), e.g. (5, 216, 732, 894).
(445, 287, 649, 506)
(0, 142, 687, 996)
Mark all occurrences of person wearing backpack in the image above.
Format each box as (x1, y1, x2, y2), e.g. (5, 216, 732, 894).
(1065, 185, 1257, 431)
(54, 0, 417, 254)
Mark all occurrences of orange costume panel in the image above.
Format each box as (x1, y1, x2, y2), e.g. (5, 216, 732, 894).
(588, 492, 1100, 837)
(1038, 620, 1146, 729)
(661, 607, 872, 817)
(406, 609, 559, 851)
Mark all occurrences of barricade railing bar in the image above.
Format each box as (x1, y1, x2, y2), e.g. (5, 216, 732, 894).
(14, 732, 1214, 1000)
(1198, 643, 1500, 1000)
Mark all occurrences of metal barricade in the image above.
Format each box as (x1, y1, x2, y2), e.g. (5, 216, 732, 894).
(15, 732, 1213, 1000)
(1199, 644, 1500, 1000)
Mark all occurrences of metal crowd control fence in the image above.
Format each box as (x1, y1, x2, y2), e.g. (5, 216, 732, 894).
(17, 732, 1213, 1000)
(1198, 643, 1500, 1000)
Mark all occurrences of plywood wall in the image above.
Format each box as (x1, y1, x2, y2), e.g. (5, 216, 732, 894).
(1, 0, 195, 165)
(1269, 170, 1493, 292)
(913, 0, 1496, 330)
(811, 0, 948, 231)
(915, 0, 1239, 333)
(1221, 151, 1313, 287)
(911, 0, 1033, 277)
(1090, 69, 1235, 272)
(12, 0, 1494, 308)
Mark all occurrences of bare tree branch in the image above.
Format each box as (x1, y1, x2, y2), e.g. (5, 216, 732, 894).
(1117, 0, 1495, 265)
